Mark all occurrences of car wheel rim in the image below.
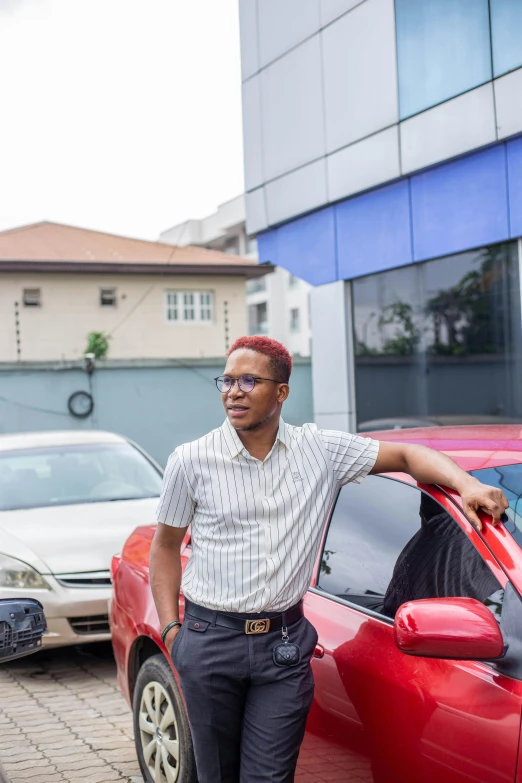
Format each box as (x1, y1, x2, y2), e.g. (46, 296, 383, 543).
(139, 680, 180, 783)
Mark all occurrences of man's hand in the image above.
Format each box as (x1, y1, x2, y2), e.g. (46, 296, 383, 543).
(165, 624, 181, 654)
(459, 478, 509, 532)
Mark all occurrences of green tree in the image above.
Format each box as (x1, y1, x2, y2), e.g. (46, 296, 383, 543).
(426, 245, 510, 357)
(378, 302, 420, 356)
(85, 331, 111, 359)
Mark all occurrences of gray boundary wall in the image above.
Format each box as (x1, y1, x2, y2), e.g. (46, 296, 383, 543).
(0, 357, 313, 467)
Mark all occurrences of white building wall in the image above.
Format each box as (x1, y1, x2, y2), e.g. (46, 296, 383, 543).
(0, 272, 248, 362)
(161, 199, 312, 357)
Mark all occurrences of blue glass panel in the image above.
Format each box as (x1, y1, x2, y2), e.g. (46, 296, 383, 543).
(507, 136, 522, 237)
(410, 146, 509, 261)
(258, 208, 337, 286)
(491, 0, 522, 76)
(395, 0, 492, 119)
(335, 181, 412, 280)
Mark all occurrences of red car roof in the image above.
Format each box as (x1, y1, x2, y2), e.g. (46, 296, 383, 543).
(368, 424, 522, 473)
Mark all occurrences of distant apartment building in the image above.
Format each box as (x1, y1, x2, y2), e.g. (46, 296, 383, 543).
(0, 222, 269, 362)
(160, 195, 312, 356)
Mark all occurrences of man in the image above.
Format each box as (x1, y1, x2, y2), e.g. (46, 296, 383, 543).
(151, 335, 508, 783)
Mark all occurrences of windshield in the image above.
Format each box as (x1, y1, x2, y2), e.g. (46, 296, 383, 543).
(0, 442, 163, 511)
(471, 464, 522, 548)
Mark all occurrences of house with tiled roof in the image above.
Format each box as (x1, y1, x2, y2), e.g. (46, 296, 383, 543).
(0, 222, 272, 361)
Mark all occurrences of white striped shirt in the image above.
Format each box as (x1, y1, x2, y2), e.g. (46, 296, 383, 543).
(156, 418, 379, 613)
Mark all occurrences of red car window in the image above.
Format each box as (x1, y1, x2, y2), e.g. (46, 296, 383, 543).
(316, 475, 504, 622)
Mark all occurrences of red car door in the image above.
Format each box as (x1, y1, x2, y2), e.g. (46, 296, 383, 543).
(296, 475, 522, 783)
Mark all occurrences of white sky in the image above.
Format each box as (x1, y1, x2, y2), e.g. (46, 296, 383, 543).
(0, 0, 244, 240)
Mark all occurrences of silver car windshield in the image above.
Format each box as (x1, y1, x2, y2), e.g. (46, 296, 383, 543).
(0, 443, 163, 511)
(471, 464, 522, 549)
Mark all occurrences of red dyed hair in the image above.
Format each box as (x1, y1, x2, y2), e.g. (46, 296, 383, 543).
(227, 336, 293, 382)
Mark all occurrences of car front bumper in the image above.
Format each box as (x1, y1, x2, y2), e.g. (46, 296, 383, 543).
(0, 577, 112, 648)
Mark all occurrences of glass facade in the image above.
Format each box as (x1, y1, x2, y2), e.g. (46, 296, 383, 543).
(490, 0, 522, 77)
(395, 0, 492, 119)
(352, 242, 522, 428)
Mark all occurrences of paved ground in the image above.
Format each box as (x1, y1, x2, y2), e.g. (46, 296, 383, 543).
(0, 642, 143, 783)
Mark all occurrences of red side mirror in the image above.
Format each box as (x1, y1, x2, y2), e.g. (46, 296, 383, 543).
(394, 597, 504, 660)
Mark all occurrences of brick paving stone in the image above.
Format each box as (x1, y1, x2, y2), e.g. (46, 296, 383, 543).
(2, 765, 59, 780)
(0, 643, 141, 783)
(7, 775, 62, 783)
(65, 771, 122, 782)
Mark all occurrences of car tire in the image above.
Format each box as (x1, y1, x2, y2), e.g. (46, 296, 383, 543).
(133, 654, 197, 783)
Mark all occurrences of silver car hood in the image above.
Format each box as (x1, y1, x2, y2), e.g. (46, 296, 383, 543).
(0, 498, 158, 575)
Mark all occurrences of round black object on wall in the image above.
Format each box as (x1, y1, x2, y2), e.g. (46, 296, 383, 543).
(67, 391, 94, 419)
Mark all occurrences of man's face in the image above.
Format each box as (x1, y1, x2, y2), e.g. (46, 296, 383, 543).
(220, 348, 289, 431)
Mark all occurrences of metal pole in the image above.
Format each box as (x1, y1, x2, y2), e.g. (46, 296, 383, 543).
(14, 301, 21, 361)
(224, 300, 230, 353)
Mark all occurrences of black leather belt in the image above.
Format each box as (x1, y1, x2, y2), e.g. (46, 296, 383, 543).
(184, 599, 304, 635)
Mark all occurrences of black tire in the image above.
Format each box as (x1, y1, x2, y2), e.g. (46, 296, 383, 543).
(133, 654, 197, 783)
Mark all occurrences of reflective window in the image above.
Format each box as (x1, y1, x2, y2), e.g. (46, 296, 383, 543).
(490, 0, 522, 77)
(471, 464, 522, 550)
(353, 242, 522, 430)
(0, 443, 163, 510)
(317, 476, 503, 620)
(395, 0, 492, 119)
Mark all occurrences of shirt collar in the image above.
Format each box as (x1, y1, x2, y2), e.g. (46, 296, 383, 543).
(221, 416, 288, 459)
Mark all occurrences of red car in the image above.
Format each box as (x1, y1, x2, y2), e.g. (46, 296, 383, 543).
(110, 425, 522, 783)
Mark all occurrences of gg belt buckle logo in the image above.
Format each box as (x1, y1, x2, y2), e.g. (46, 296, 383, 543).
(245, 618, 271, 634)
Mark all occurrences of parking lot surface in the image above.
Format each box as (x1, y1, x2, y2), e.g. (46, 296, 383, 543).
(0, 643, 143, 783)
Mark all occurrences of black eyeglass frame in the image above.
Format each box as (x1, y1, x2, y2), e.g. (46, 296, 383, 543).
(214, 374, 283, 393)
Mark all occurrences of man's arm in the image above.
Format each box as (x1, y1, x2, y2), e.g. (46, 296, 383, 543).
(150, 523, 188, 650)
(371, 441, 508, 532)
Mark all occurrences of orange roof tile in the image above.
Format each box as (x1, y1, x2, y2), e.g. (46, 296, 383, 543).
(0, 222, 265, 277)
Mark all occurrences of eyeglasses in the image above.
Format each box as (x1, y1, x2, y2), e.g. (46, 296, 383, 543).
(214, 375, 281, 393)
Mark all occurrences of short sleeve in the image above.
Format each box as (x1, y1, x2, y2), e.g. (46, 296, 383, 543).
(155, 448, 195, 527)
(318, 429, 379, 486)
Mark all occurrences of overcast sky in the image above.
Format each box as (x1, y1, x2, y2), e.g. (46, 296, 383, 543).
(0, 0, 244, 240)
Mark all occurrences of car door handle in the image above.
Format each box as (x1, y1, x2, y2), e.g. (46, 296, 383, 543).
(313, 644, 324, 659)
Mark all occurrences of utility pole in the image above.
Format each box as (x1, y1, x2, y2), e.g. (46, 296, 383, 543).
(224, 300, 230, 353)
(14, 301, 21, 361)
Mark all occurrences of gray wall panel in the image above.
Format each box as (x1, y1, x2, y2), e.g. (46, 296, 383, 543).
(261, 36, 325, 181)
(322, 0, 398, 153)
(258, 0, 321, 67)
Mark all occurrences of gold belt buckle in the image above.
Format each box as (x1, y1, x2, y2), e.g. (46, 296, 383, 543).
(245, 618, 271, 634)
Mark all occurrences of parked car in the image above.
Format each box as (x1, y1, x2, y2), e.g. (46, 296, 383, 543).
(0, 597, 47, 783)
(110, 424, 522, 783)
(0, 430, 162, 648)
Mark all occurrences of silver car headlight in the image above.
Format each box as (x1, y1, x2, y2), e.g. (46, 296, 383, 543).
(0, 553, 51, 590)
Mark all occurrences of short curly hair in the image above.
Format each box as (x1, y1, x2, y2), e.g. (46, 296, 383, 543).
(227, 336, 292, 382)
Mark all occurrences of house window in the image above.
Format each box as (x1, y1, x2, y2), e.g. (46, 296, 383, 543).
(165, 291, 213, 323)
(246, 277, 267, 295)
(23, 288, 41, 307)
(200, 292, 213, 321)
(290, 307, 300, 332)
(165, 292, 179, 321)
(246, 236, 258, 255)
(248, 302, 268, 335)
(224, 237, 239, 255)
(100, 288, 117, 307)
(288, 274, 299, 289)
(183, 292, 195, 321)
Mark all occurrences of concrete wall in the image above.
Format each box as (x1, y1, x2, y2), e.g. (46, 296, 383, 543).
(0, 358, 313, 467)
(0, 272, 248, 362)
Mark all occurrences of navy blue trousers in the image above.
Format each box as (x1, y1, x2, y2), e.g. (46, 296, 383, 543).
(171, 603, 318, 783)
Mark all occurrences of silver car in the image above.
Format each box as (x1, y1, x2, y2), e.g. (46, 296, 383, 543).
(0, 430, 163, 648)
